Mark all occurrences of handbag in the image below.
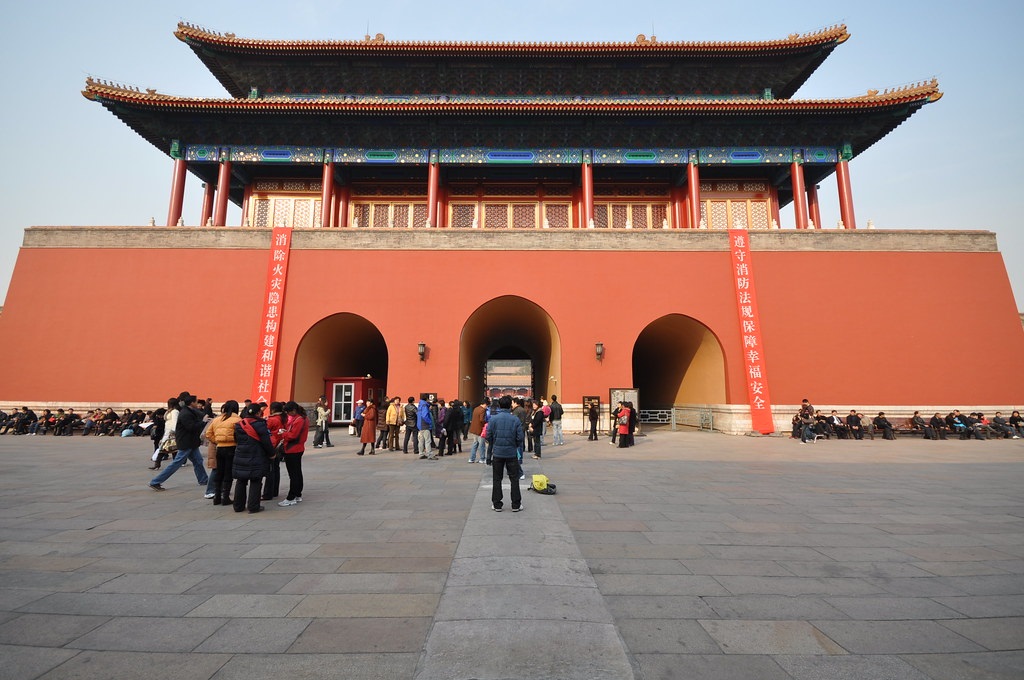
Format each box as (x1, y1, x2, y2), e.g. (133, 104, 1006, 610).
(160, 435, 178, 454)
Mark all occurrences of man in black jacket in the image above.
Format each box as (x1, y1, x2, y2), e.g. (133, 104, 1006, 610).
(149, 391, 210, 491)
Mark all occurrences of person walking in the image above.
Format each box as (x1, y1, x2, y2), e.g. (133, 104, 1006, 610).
(278, 401, 309, 506)
(233, 404, 275, 513)
(149, 392, 209, 491)
(486, 395, 525, 512)
(147, 401, 172, 469)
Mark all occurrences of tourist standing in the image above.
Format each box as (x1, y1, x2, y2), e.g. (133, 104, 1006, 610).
(549, 395, 565, 445)
(587, 401, 599, 441)
(359, 399, 378, 455)
(468, 398, 490, 463)
(206, 401, 241, 505)
(313, 396, 332, 448)
(233, 404, 274, 513)
(262, 402, 285, 501)
(529, 402, 546, 459)
(278, 401, 309, 506)
(486, 395, 525, 512)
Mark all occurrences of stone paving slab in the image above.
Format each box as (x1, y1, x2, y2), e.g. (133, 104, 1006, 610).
(0, 430, 1022, 679)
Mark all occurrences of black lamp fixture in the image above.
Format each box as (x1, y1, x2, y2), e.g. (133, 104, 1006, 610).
(417, 342, 426, 361)
(595, 342, 604, 360)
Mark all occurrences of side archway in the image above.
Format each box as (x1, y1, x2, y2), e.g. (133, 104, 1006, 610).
(459, 296, 561, 403)
(291, 313, 388, 400)
(632, 314, 726, 408)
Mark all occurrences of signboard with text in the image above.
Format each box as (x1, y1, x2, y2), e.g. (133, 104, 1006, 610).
(250, 227, 293, 404)
(728, 229, 775, 434)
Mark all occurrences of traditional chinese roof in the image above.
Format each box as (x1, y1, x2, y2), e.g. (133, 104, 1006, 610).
(174, 22, 850, 100)
(83, 77, 942, 154)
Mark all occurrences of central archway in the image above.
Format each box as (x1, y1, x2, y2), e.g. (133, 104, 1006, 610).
(292, 313, 388, 400)
(459, 296, 560, 404)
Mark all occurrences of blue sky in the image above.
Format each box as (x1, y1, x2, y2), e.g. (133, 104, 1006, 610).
(2, 0, 1022, 306)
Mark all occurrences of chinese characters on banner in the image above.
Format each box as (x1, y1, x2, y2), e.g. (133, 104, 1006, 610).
(728, 229, 775, 434)
(250, 227, 292, 404)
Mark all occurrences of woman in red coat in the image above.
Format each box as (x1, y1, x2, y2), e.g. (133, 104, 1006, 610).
(617, 403, 631, 449)
(358, 399, 378, 455)
(277, 401, 309, 507)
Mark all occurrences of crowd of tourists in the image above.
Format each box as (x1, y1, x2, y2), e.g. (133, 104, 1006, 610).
(791, 399, 1024, 443)
(147, 392, 308, 514)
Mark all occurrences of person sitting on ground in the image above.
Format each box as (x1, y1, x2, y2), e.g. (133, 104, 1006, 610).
(929, 412, 949, 440)
(873, 412, 896, 440)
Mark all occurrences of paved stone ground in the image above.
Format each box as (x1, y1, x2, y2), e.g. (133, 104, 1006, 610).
(0, 429, 1022, 679)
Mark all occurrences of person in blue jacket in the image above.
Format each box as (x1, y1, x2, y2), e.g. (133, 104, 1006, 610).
(417, 398, 436, 460)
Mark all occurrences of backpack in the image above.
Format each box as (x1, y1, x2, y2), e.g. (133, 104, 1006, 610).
(530, 474, 557, 495)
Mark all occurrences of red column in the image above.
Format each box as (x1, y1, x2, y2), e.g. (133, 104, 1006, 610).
(213, 160, 232, 227)
(427, 162, 440, 228)
(581, 158, 594, 227)
(572, 187, 582, 228)
(166, 158, 187, 227)
(336, 185, 350, 227)
(790, 161, 809, 229)
(807, 183, 822, 229)
(199, 182, 215, 227)
(686, 162, 700, 229)
(671, 187, 684, 228)
(320, 161, 334, 228)
(836, 160, 857, 230)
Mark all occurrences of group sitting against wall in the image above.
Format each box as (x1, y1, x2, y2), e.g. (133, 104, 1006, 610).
(791, 399, 1023, 443)
(0, 403, 218, 438)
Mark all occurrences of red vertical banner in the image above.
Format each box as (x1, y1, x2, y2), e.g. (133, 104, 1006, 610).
(728, 229, 775, 434)
(251, 227, 292, 404)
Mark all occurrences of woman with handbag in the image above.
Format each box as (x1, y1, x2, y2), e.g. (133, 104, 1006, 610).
(617, 402, 632, 449)
(278, 401, 310, 506)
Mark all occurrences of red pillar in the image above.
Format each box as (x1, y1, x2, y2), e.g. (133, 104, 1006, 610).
(671, 187, 684, 228)
(427, 161, 440, 228)
(166, 158, 187, 226)
(807, 183, 822, 229)
(581, 158, 594, 227)
(213, 160, 232, 227)
(199, 182, 215, 227)
(836, 160, 857, 230)
(336, 185, 350, 227)
(320, 161, 334, 228)
(791, 161, 809, 230)
(686, 162, 700, 229)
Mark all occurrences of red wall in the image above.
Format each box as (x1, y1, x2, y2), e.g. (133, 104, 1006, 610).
(1, 245, 1022, 407)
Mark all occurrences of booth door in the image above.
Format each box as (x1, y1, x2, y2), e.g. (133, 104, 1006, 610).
(332, 383, 355, 424)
